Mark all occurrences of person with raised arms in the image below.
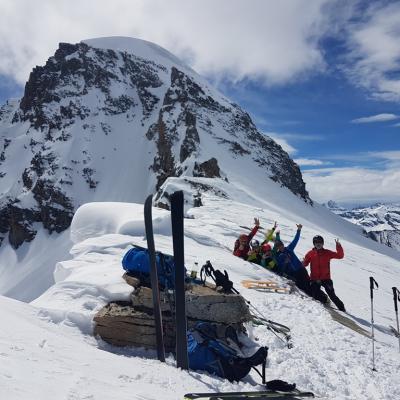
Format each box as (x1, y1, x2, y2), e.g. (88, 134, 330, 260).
(303, 235, 345, 312)
(233, 218, 260, 260)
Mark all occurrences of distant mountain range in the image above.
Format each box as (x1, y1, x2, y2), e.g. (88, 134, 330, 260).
(325, 200, 400, 252)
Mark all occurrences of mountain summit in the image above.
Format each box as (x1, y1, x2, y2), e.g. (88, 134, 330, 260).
(0, 36, 309, 248)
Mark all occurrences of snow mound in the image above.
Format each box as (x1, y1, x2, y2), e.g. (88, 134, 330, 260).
(70, 202, 171, 244)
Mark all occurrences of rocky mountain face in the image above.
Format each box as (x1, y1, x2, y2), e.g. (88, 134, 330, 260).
(0, 37, 310, 249)
(325, 201, 400, 252)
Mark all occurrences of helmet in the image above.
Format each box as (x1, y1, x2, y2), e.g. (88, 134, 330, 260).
(261, 243, 272, 253)
(313, 235, 324, 244)
(250, 239, 260, 249)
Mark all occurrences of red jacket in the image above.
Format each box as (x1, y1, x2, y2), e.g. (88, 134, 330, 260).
(303, 243, 344, 281)
(233, 225, 259, 259)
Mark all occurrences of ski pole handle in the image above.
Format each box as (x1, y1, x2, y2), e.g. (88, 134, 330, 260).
(370, 276, 378, 299)
(393, 287, 400, 312)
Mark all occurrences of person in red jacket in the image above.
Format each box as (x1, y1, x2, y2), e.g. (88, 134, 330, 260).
(233, 218, 260, 260)
(303, 235, 346, 312)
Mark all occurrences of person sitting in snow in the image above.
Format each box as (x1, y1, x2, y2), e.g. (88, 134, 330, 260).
(260, 222, 281, 270)
(303, 235, 346, 312)
(233, 218, 260, 260)
(247, 239, 262, 264)
(275, 224, 311, 295)
(260, 243, 276, 270)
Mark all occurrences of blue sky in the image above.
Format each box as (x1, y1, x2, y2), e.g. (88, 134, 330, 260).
(0, 0, 399, 206)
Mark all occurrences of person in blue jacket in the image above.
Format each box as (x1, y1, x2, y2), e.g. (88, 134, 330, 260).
(275, 224, 311, 295)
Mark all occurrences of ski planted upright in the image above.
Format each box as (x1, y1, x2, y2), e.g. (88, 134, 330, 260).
(144, 194, 165, 362)
(171, 190, 189, 370)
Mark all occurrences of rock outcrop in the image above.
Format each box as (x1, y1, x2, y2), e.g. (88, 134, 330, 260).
(94, 275, 251, 351)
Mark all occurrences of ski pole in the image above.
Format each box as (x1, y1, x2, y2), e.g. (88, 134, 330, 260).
(370, 276, 378, 371)
(392, 287, 400, 352)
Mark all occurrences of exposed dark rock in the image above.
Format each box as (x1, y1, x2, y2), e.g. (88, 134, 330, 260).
(193, 192, 203, 207)
(149, 116, 181, 190)
(31, 179, 74, 234)
(8, 205, 41, 248)
(180, 111, 200, 162)
(82, 167, 98, 189)
(193, 158, 221, 178)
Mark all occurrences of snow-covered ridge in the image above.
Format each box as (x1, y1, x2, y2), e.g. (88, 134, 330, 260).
(325, 201, 400, 252)
(82, 36, 194, 76)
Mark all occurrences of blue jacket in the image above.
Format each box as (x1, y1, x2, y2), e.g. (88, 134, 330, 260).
(276, 230, 303, 276)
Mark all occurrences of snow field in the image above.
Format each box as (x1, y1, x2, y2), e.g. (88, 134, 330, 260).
(3, 190, 393, 399)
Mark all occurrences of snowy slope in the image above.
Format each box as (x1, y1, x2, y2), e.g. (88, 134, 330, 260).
(1, 177, 400, 399)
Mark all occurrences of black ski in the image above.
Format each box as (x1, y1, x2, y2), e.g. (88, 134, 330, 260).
(171, 190, 189, 370)
(184, 389, 314, 399)
(144, 194, 165, 362)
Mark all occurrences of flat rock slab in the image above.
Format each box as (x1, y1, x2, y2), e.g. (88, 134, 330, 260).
(94, 298, 246, 351)
(131, 283, 251, 324)
(94, 301, 176, 351)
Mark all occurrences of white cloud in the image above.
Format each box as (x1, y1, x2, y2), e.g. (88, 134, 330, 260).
(294, 158, 331, 166)
(303, 166, 400, 204)
(351, 113, 399, 123)
(302, 150, 400, 203)
(345, 2, 400, 101)
(0, 0, 346, 85)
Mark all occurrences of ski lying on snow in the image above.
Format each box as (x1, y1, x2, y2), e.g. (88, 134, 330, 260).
(171, 190, 189, 370)
(324, 305, 371, 338)
(241, 280, 290, 293)
(184, 389, 315, 399)
(144, 194, 165, 362)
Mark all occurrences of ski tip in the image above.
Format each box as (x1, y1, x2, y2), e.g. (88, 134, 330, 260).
(145, 194, 153, 204)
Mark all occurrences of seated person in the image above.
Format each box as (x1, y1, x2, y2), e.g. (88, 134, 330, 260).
(260, 243, 277, 270)
(247, 239, 262, 264)
(233, 218, 260, 260)
(275, 224, 311, 295)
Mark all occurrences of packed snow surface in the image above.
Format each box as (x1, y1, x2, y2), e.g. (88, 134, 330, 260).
(1, 178, 400, 400)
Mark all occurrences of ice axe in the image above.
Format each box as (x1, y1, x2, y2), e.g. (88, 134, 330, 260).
(392, 287, 400, 352)
(369, 276, 379, 371)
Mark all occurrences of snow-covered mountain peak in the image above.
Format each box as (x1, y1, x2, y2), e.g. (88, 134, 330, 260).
(0, 37, 310, 251)
(82, 36, 192, 73)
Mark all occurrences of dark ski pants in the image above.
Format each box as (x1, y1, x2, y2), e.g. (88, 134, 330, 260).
(292, 267, 312, 296)
(311, 279, 345, 311)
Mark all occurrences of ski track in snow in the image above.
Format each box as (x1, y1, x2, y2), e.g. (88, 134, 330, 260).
(1, 191, 400, 399)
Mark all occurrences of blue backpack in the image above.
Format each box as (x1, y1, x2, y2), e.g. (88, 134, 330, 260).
(187, 322, 268, 382)
(122, 246, 176, 288)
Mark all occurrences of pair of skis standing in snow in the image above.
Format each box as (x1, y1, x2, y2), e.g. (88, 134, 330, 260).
(234, 220, 346, 312)
(144, 192, 313, 399)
